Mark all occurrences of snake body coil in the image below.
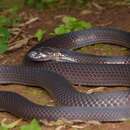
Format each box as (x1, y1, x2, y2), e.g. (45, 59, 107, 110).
(0, 27, 130, 122)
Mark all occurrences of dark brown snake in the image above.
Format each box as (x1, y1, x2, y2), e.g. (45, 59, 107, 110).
(1, 27, 130, 122)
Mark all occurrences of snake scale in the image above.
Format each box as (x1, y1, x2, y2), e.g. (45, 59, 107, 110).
(0, 27, 130, 122)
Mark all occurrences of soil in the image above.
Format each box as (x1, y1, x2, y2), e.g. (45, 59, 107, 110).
(1, 1, 130, 130)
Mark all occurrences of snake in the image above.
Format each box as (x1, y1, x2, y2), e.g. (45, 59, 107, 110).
(0, 27, 130, 122)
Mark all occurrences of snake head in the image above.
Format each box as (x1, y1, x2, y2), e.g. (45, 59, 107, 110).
(27, 47, 62, 62)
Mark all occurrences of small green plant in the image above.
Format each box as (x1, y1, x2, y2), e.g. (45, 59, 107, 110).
(0, 16, 12, 27)
(35, 29, 46, 41)
(0, 15, 20, 27)
(63, 0, 89, 7)
(0, 6, 21, 53)
(25, 0, 57, 9)
(0, 15, 17, 53)
(0, 28, 10, 53)
(20, 119, 41, 130)
(0, 0, 24, 10)
(52, 16, 92, 35)
(0, 119, 41, 130)
(0, 126, 8, 130)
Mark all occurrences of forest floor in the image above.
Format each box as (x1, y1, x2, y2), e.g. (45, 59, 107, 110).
(0, 1, 130, 130)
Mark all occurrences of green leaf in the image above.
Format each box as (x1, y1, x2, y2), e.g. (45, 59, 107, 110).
(20, 119, 41, 130)
(25, 0, 56, 9)
(52, 16, 92, 35)
(0, 27, 9, 53)
(0, 126, 8, 130)
(54, 24, 71, 35)
(62, 16, 77, 24)
(73, 21, 92, 31)
(0, 16, 12, 27)
(78, 21, 92, 28)
(26, 0, 34, 6)
(0, 42, 8, 53)
(0, 11, 21, 28)
(35, 29, 46, 41)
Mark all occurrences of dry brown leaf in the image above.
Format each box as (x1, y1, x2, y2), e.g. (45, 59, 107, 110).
(55, 125, 66, 130)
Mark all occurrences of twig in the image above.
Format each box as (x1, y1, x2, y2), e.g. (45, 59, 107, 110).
(92, 2, 104, 10)
(18, 17, 39, 27)
(9, 17, 39, 44)
(96, 21, 113, 27)
(8, 36, 33, 51)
